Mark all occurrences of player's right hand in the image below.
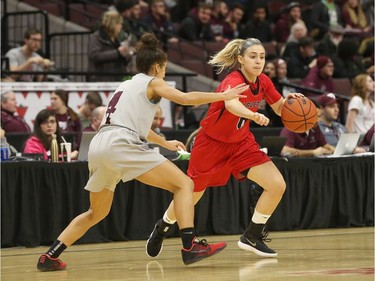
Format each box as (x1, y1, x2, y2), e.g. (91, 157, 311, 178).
(222, 83, 248, 100)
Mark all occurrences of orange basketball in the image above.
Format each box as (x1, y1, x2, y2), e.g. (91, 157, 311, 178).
(281, 96, 318, 133)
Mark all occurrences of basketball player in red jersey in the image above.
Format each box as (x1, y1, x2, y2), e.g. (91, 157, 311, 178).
(146, 38, 304, 258)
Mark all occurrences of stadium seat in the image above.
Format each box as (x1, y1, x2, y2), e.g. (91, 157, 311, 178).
(332, 78, 352, 98)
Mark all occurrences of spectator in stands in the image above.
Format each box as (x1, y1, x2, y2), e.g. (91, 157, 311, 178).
(318, 93, 366, 152)
(77, 106, 106, 149)
(345, 74, 375, 134)
(82, 106, 107, 132)
(88, 11, 133, 81)
(50, 89, 82, 135)
(109, 0, 140, 44)
(262, 60, 281, 127)
(315, 24, 345, 58)
(318, 93, 347, 145)
(263, 58, 297, 127)
(280, 123, 335, 157)
(281, 21, 308, 58)
(109, 0, 136, 19)
(23, 109, 78, 160)
(341, 0, 372, 33)
(5, 28, 53, 82)
(1, 91, 31, 133)
(151, 106, 166, 139)
(359, 124, 374, 148)
(274, 2, 303, 43)
(169, 0, 199, 23)
(127, 0, 152, 40)
(310, 0, 344, 40)
(286, 36, 317, 79)
(331, 38, 367, 79)
(210, 0, 229, 42)
(263, 59, 297, 127)
(143, 0, 179, 46)
(178, 3, 216, 42)
(222, 3, 245, 39)
(263, 61, 276, 79)
(361, 0, 373, 28)
(302, 55, 335, 96)
(273, 58, 296, 98)
(78, 91, 103, 128)
(239, 3, 274, 43)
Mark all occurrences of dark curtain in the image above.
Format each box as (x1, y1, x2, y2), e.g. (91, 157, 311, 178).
(2, 156, 374, 248)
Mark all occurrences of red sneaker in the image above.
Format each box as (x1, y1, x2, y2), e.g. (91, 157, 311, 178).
(181, 238, 227, 265)
(37, 254, 67, 271)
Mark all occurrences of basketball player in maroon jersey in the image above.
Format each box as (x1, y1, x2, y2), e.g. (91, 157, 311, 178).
(147, 38, 304, 258)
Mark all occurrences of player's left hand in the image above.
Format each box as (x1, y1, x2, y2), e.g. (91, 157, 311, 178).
(251, 112, 269, 126)
(165, 140, 186, 151)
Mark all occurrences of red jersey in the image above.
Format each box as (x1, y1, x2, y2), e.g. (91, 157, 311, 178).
(200, 71, 282, 143)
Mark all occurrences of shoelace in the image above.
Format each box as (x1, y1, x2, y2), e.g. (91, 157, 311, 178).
(260, 231, 272, 243)
(193, 238, 208, 246)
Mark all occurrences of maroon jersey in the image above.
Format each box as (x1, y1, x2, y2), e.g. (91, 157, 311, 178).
(200, 71, 282, 143)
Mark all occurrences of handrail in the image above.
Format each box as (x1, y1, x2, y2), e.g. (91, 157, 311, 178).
(1, 10, 49, 56)
(278, 80, 350, 100)
(1, 70, 198, 92)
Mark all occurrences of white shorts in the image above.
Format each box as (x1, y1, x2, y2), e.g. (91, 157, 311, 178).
(84, 126, 167, 192)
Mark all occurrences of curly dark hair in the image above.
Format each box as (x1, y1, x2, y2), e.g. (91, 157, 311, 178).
(135, 33, 167, 74)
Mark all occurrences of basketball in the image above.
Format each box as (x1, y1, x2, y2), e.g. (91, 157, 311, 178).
(281, 96, 318, 133)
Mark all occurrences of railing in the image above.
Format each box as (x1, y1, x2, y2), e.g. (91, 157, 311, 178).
(47, 31, 93, 80)
(1, 10, 49, 56)
(0, 70, 197, 92)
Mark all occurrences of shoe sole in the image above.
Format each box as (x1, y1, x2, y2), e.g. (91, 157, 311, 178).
(237, 241, 278, 258)
(37, 265, 67, 271)
(183, 244, 227, 265)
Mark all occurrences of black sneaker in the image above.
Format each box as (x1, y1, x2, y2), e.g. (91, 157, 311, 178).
(146, 219, 172, 257)
(37, 254, 67, 271)
(181, 238, 227, 265)
(237, 233, 277, 257)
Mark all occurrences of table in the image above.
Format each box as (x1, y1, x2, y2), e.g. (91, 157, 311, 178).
(1, 155, 374, 247)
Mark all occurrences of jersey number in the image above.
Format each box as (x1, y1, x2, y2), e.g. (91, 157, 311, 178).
(236, 117, 247, 130)
(105, 91, 122, 124)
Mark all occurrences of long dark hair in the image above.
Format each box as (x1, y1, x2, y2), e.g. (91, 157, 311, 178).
(33, 109, 63, 150)
(135, 33, 167, 74)
(53, 89, 79, 120)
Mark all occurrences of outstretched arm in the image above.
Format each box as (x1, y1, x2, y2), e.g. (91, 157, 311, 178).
(148, 78, 248, 106)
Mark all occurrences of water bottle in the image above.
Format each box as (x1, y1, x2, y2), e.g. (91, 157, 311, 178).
(51, 134, 59, 162)
(0, 137, 10, 161)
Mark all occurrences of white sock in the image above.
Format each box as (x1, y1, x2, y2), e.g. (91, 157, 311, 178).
(252, 210, 271, 224)
(163, 212, 176, 224)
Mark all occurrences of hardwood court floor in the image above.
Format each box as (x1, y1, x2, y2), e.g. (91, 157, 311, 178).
(1, 227, 374, 281)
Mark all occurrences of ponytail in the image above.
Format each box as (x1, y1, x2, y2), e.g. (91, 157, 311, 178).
(208, 38, 263, 74)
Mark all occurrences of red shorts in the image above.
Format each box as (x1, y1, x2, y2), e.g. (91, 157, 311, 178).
(187, 131, 271, 192)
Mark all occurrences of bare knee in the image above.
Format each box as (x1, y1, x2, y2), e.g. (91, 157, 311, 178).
(274, 178, 286, 196)
(263, 177, 286, 197)
(170, 177, 194, 194)
(86, 208, 110, 225)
